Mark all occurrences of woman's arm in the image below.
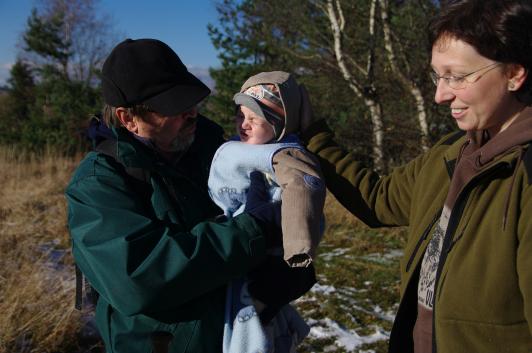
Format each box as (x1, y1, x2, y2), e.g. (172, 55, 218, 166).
(302, 120, 428, 228)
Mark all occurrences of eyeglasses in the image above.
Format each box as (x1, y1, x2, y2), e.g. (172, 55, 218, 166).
(430, 62, 501, 90)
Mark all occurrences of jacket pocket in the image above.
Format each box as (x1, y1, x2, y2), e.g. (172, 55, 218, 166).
(437, 318, 531, 353)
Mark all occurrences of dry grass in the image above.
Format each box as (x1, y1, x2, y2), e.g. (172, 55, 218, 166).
(0, 146, 84, 353)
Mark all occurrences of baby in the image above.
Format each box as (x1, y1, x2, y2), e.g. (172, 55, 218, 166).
(208, 71, 326, 353)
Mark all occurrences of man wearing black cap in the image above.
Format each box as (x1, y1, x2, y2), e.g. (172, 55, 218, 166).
(65, 38, 281, 353)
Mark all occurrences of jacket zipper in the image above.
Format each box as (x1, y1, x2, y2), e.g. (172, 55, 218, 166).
(431, 162, 508, 353)
(405, 209, 442, 273)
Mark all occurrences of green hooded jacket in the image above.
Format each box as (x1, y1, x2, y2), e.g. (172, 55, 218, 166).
(303, 118, 532, 353)
(65, 117, 266, 353)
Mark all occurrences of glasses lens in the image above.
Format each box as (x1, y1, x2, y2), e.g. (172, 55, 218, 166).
(448, 79, 464, 90)
(429, 72, 438, 86)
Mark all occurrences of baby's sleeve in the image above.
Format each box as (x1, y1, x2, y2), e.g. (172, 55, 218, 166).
(272, 147, 326, 267)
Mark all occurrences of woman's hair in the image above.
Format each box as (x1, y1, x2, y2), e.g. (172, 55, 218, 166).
(102, 104, 152, 127)
(429, 0, 532, 104)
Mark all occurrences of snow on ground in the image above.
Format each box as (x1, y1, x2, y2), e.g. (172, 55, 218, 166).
(295, 246, 403, 351)
(297, 280, 394, 351)
(360, 249, 403, 264)
(309, 282, 336, 295)
(319, 247, 352, 261)
(307, 318, 389, 351)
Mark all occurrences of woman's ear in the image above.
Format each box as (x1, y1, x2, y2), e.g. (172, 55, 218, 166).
(507, 64, 528, 91)
(115, 107, 138, 133)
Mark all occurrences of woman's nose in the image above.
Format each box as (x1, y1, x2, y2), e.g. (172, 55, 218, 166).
(434, 79, 455, 104)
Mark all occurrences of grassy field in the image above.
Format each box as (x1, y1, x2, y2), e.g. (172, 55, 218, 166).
(0, 147, 85, 353)
(0, 148, 406, 353)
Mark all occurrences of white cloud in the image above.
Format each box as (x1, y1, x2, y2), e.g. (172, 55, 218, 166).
(0, 62, 13, 86)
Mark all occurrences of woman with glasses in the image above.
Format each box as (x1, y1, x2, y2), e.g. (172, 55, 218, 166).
(299, 1, 532, 352)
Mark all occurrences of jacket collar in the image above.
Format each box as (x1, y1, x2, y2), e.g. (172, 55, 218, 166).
(112, 127, 167, 172)
(442, 134, 531, 179)
(443, 134, 467, 178)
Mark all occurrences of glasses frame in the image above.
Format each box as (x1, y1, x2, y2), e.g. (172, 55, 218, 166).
(430, 62, 502, 90)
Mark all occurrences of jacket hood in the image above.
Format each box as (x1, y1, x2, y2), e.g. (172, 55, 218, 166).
(466, 107, 532, 166)
(238, 71, 301, 141)
(448, 107, 532, 228)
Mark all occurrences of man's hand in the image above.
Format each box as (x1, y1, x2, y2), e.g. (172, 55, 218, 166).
(244, 171, 282, 248)
(248, 256, 317, 324)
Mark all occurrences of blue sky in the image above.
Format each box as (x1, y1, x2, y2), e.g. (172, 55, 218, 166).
(0, 0, 222, 86)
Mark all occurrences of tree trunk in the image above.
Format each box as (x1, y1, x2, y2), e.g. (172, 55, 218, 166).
(379, 0, 429, 150)
(325, 0, 386, 171)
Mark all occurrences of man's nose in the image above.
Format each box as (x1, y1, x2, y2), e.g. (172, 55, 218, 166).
(434, 79, 455, 104)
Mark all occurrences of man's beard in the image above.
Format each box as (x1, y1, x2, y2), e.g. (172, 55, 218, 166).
(166, 131, 195, 153)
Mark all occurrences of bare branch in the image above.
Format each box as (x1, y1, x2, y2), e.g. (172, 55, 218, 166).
(391, 30, 412, 74)
(334, 0, 345, 32)
(366, 0, 377, 81)
(347, 55, 368, 77)
(325, 0, 363, 98)
(379, 0, 429, 149)
(325, 0, 385, 171)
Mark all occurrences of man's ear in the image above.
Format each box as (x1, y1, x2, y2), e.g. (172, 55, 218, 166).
(115, 107, 138, 133)
(507, 64, 528, 91)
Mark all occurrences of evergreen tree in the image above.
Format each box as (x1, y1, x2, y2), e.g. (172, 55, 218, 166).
(0, 60, 35, 144)
(24, 9, 71, 77)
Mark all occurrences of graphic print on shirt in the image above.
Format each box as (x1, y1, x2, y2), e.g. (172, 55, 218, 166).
(217, 186, 246, 215)
(418, 208, 449, 309)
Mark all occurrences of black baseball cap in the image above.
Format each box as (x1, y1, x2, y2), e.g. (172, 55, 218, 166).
(101, 38, 211, 116)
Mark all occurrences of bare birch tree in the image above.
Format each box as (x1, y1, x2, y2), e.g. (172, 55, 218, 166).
(322, 0, 385, 171)
(379, 0, 429, 150)
(22, 0, 119, 87)
(43, 0, 118, 86)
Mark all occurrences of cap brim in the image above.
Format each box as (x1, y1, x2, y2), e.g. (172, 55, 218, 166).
(233, 93, 266, 119)
(144, 72, 211, 116)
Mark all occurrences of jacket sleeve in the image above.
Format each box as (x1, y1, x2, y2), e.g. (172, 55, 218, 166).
(272, 148, 326, 267)
(66, 161, 266, 317)
(517, 185, 532, 334)
(304, 120, 430, 228)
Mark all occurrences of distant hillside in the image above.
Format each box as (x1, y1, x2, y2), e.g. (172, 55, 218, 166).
(188, 67, 216, 92)
(0, 85, 8, 96)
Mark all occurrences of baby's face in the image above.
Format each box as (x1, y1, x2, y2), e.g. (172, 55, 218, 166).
(235, 105, 275, 144)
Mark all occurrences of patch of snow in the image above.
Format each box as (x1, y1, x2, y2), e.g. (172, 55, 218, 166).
(349, 303, 395, 323)
(309, 318, 389, 351)
(373, 305, 396, 322)
(385, 249, 403, 259)
(319, 248, 351, 261)
(361, 249, 403, 264)
(310, 282, 336, 295)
